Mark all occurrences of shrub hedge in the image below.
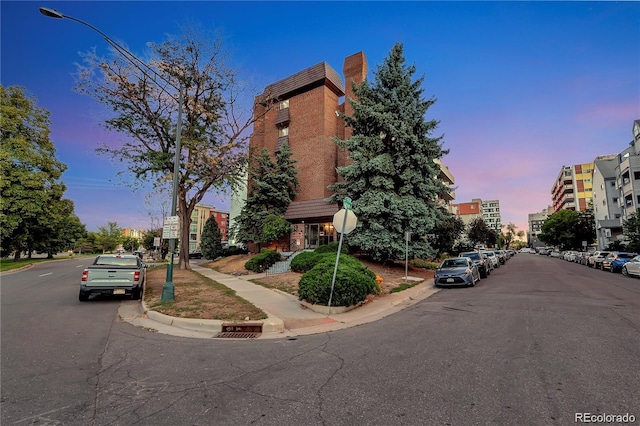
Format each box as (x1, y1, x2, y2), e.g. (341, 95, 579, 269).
(298, 254, 377, 307)
(244, 249, 281, 273)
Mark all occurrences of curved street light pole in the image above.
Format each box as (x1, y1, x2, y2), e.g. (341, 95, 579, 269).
(40, 6, 180, 302)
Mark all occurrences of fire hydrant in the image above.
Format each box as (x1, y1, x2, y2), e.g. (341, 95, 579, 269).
(375, 275, 383, 292)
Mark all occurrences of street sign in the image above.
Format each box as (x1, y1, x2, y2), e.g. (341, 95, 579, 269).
(162, 216, 180, 239)
(343, 197, 352, 210)
(153, 237, 161, 247)
(333, 209, 357, 234)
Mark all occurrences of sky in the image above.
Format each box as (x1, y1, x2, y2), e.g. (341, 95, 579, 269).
(2, 1, 639, 235)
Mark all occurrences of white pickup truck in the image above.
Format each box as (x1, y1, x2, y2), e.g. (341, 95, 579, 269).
(79, 254, 147, 301)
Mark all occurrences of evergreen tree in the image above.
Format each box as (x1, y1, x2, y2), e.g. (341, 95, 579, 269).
(623, 211, 640, 252)
(201, 216, 223, 260)
(236, 145, 297, 247)
(330, 43, 449, 262)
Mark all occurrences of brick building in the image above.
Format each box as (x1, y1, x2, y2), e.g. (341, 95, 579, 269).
(248, 51, 455, 251)
(250, 52, 367, 251)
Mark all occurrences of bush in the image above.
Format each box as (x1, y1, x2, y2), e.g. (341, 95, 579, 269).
(223, 246, 248, 257)
(298, 254, 377, 307)
(409, 258, 439, 270)
(314, 242, 348, 254)
(245, 249, 281, 273)
(291, 251, 332, 273)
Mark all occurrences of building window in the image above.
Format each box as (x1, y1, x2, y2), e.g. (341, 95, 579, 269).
(635, 171, 640, 180)
(279, 127, 289, 137)
(280, 99, 289, 109)
(190, 233, 197, 241)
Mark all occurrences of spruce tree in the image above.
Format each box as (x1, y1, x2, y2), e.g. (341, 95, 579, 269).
(236, 144, 298, 247)
(200, 216, 223, 260)
(331, 43, 449, 262)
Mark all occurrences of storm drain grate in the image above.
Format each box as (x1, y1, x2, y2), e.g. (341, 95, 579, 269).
(215, 332, 261, 339)
(215, 322, 263, 339)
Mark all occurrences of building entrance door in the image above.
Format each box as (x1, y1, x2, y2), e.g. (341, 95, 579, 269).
(305, 224, 319, 249)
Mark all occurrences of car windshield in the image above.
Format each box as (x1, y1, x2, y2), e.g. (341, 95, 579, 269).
(484, 251, 495, 256)
(442, 259, 468, 268)
(461, 253, 479, 260)
(94, 256, 139, 267)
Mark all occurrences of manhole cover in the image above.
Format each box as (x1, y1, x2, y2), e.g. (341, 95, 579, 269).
(215, 332, 261, 339)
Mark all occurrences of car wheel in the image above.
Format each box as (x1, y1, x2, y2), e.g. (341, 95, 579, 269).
(622, 266, 629, 277)
(79, 291, 89, 302)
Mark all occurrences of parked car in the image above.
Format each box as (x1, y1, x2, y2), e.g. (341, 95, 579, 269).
(587, 251, 611, 269)
(189, 250, 203, 259)
(576, 252, 590, 265)
(80, 254, 147, 301)
(495, 250, 507, 264)
(460, 251, 491, 278)
(603, 252, 637, 273)
(622, 255, 640, 278)
(434, 257, 481, 287)
(550, 250, 561, 258)
(482, 250, 500, 268)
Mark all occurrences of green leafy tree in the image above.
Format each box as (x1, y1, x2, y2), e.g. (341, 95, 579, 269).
(467, 218, 496, 248)
(261, 214, 294, 243)
(142, 228, 162, 251)
(28, 199, 86, 258)
(539, 209, 595, 250)
(74, 27, 270, 269)
(95, 222, 123, 253)
(0, 85, 81, 260)
(122, 236, 140, 253)
(330, 43, 449, 262)
(236, 145, 298, 249)
(200, 216, 223, 260)
(623, 211, 640, 252)
(427, 209, 465, 256)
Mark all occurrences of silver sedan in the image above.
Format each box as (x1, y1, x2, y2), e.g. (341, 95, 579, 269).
(622, 255, 640, 278)
(434, 257, 481, 287)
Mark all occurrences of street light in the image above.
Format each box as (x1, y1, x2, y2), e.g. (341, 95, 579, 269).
(40, 6, 181, 302)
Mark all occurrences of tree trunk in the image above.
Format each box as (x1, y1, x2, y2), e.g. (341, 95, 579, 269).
(177, 194, 192, 270)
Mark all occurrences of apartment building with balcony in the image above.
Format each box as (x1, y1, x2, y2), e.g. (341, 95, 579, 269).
(551, 162, 594, 213)
(593, 155, 623, 250)
(247, 51, 456, 251)
(188, 204, 229, 251)
(616, 122, 640, 222)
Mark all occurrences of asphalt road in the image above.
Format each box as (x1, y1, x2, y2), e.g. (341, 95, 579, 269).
(1, 254, 638, 425)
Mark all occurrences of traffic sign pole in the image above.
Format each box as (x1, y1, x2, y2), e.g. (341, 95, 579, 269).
(328, 206, 350, 313)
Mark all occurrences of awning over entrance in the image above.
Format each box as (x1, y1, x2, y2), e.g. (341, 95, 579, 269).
(284, 198, 340, 223)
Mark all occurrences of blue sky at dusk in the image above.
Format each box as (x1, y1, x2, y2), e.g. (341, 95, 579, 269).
(2, 1, 639, 234)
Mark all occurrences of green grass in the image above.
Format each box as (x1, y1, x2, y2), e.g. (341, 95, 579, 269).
(391, 281, 421, 293)
(0, 253, 96, 272)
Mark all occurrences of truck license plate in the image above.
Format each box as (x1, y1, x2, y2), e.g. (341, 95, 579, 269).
(113, 289, 126, 295)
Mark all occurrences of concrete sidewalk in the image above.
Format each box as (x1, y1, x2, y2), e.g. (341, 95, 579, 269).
(119, 264, 439, 339)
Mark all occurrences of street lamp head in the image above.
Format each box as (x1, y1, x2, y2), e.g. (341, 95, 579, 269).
(39, 7, 64, 19)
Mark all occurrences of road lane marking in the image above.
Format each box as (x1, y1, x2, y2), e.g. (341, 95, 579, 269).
(39, 273, 53, 277)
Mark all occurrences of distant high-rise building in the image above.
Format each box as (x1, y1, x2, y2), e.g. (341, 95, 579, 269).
(527, 208, 551, 248)
(451, 198, 484, 226)
(551, 163, 594, 213)
(481, 199, 502, 231)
